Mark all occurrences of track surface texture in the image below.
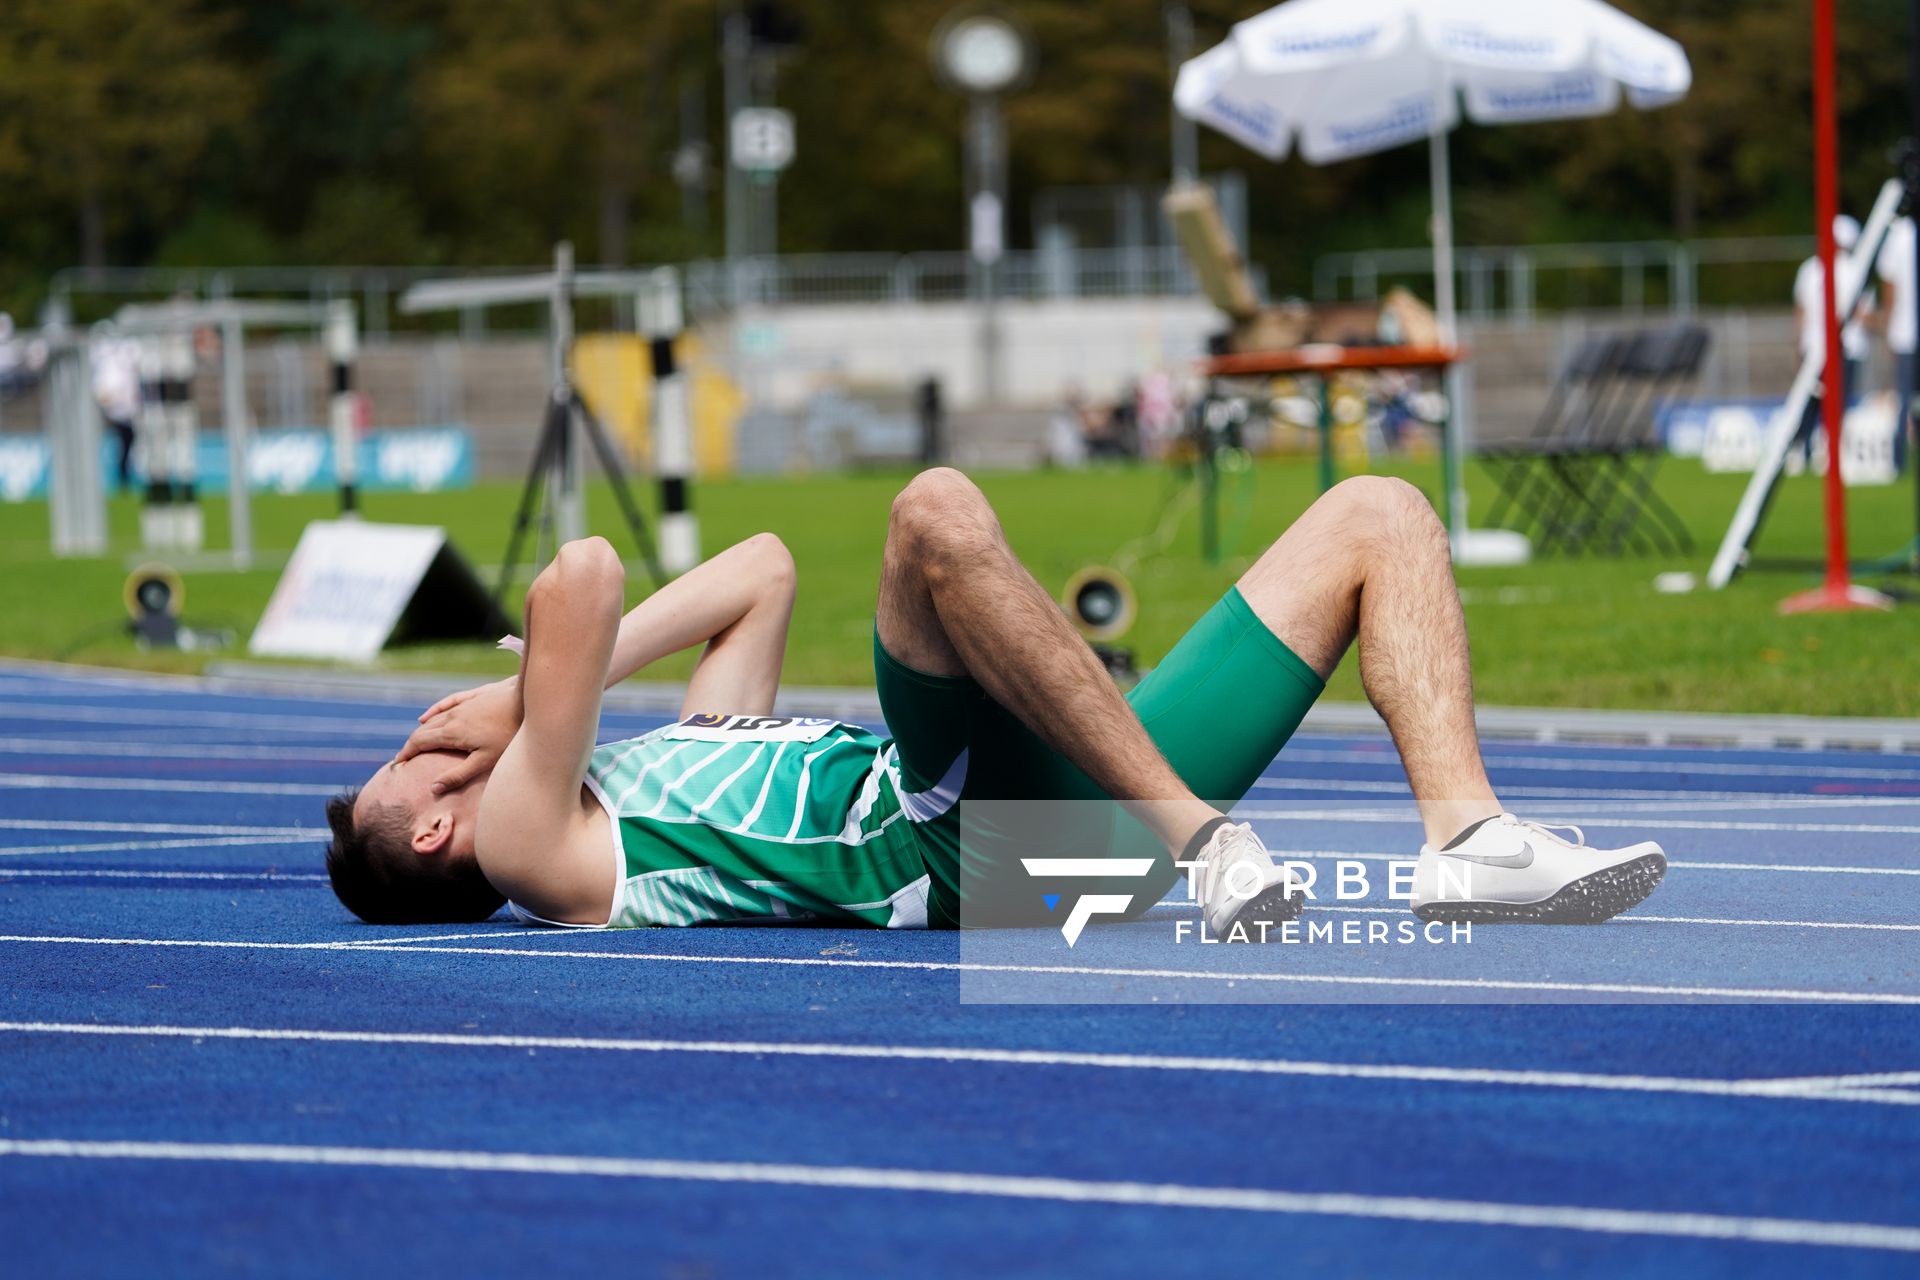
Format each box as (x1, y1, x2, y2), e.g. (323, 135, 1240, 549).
(2, 660, 1917, 1277)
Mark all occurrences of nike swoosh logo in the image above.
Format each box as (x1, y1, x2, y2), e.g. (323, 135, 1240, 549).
(1443, 841, 1534, 869)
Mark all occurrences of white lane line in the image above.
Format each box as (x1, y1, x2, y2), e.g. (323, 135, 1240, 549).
(0, 836, 313, 859)
(1669, 860, 1920, 876)
(1587, 797, 1920, 813)
(1238, 809, 1920, 836)
(0, 934, 1914, 1003)
(0, 661, 217, 691)
(1762, 1071, 1920, 1091)
(0, 739, 388, 762)
(0, 936, 383, 952)
(0, 775, 338, 796)
(1620, 915, 1920, 931)
(1584, 820, 1920, 837)
(0, 701, 660, 736)
(1284, 906, 1920, 933)
(1249, 798, 1920, 819)
(1282, 748, 1920, 783)
(0, 703, 417, 735)
(1249, 778, 1920, 804)
(0, 819, 316, 837)
(1, 1139, 1915, 1253)
(0, 870, 327, 883)
(0, 678, 193, 697)
(0, 672, 181, 690)
(335, 931, 556, 947)
(3, 1020, 1915, 1109)
(1254, 849, 1920, 878)
(0, 935, 536, 954)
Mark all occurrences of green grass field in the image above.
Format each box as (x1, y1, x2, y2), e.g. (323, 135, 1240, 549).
(3, 454, 1917, 717)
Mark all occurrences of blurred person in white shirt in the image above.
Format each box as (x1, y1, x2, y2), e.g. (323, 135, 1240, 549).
(91, 329, 142, 493)
(1791, 215, 1874, 466)
(1878, 214, 1916, 473)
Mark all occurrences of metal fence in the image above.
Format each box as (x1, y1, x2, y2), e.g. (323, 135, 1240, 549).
(46, 246, 1254, 338)
(44, 234, 1819, 336)
(43, 264, 548, 341)
(1312, 236, 1818, 320)
(683, 245, 1255, 314)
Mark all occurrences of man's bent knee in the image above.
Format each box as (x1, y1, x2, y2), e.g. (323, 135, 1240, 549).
(892, 467, 985, 521)
(888, 468, 1000, 563)
(1326, 475, 1442, 535)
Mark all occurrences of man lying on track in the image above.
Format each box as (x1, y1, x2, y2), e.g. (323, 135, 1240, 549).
(324, 469, 1666, 935)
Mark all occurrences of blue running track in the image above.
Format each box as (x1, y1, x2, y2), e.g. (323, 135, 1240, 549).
(1, 660, 1917, 1276)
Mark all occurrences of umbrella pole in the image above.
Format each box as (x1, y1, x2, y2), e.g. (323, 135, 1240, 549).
(1428, 124, 1458, 342)
(1428, 106, 1470, 551)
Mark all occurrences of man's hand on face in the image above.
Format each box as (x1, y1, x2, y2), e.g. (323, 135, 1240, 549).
(398, 676, 524, 795)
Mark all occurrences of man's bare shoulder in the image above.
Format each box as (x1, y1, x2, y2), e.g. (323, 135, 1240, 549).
(473, 748, 618, 926)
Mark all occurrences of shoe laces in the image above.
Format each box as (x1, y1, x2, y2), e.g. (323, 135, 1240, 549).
(1508, 815, 1585, 848)
(1200, 821, 1255, 862)
(1200, 821, 1276, 876)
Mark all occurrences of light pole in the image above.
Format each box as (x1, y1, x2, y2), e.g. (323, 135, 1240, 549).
(722, 7, 798, 301)
(1165, 2, 1199, 185)
(722, 8, 751, 289)
(933, 8, 1032, 407)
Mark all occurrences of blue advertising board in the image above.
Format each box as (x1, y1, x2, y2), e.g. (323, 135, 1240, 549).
(1654, 395, 1865, 458)
(0, 427, 475, 502)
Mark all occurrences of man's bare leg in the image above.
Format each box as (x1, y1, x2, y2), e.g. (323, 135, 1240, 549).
(876, 468, 1220, 854)
(1235, 476, 1501, 847)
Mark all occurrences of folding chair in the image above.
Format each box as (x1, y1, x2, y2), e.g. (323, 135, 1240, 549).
(1483, 325, 1709, 556)
(1532, 326, 1674, 555)
(1575, 323, 1709, 556)
(1479, 331, 1634, 546)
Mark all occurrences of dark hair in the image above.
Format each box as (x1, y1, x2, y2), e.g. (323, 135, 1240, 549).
(323, 789, 505, 924)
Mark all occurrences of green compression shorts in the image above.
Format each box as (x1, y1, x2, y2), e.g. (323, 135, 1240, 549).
(875, 586, 1325, 927)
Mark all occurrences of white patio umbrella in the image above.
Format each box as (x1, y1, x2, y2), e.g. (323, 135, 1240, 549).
(1174, 0, 1691, 556)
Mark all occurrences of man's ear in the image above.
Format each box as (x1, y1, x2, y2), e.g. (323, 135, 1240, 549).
(412, 812, 453, 857)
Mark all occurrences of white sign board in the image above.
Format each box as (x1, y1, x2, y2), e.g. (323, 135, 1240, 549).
(1701, 406, 1763, 474)
(731, 108, 795, 172)
(1836, 394, 1900, 486)
(1704, 396, 1898, 486)
(249, 520, 448, 661)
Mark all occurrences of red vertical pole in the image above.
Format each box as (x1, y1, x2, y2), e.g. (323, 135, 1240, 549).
(1814, 0, 1848, 591)
(1782, 0, 1893, 612)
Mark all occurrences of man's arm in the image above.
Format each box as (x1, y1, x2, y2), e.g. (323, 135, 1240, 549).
(474, 537, 625, 922)
(398, 534, 795, 793)
(604, 532, 795, 716)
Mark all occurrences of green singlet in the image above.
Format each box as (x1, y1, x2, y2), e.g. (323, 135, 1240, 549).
(507, 713, 951, 930)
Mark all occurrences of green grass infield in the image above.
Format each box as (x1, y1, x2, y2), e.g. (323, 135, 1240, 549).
(3, 455, 1916, 718)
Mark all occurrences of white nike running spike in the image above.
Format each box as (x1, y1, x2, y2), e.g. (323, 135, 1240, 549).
(1192, 821, 1304, 941)
(1410, 813, 1666, 925)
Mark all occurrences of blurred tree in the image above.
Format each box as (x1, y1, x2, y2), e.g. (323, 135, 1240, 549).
(1542, 0, 1908, 239)
(241, 0, 436, 258)
(766, 1, 963, 253)
(0, 0, 1912, 316)
(0, 0, 248, 271)
(418, 0, 711, 266)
